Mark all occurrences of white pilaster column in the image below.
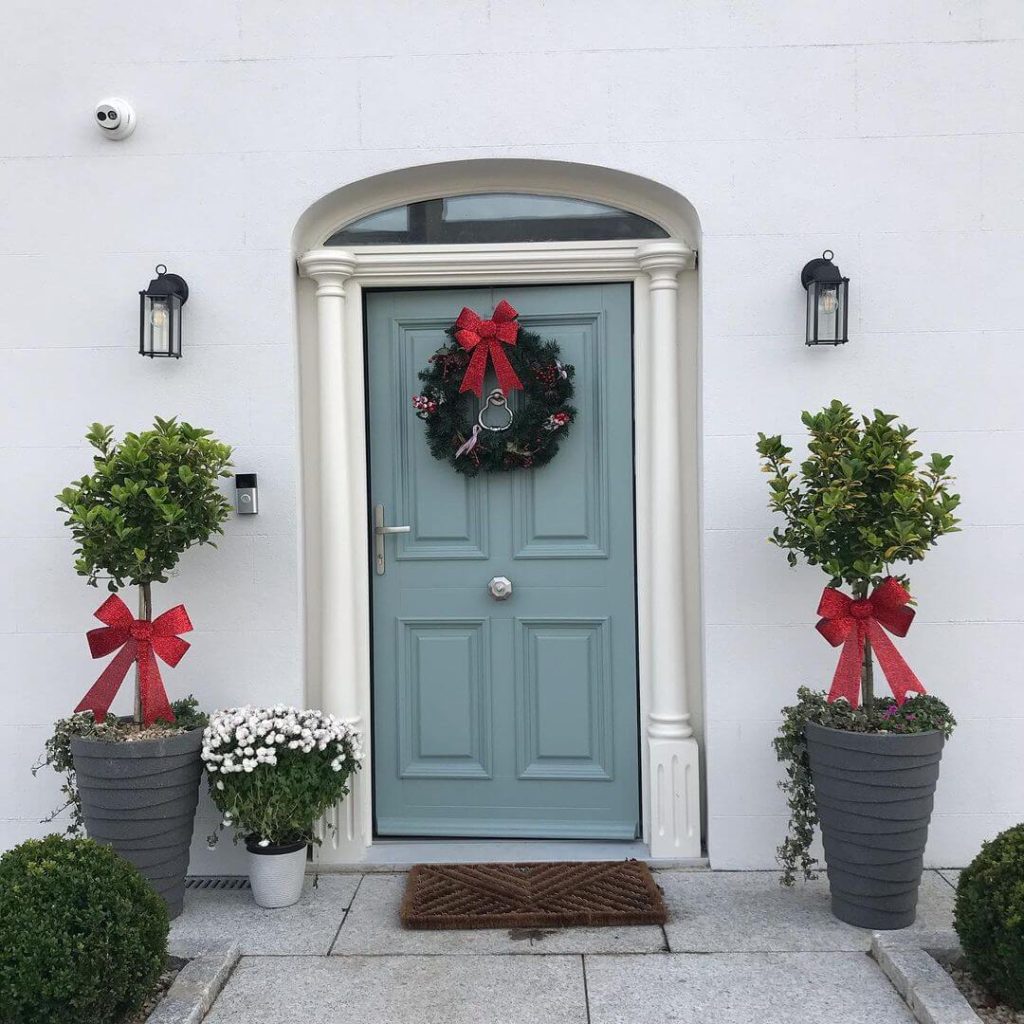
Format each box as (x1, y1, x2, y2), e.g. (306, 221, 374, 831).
(297, 249, 367, 861)
(637, 241, 702, 858)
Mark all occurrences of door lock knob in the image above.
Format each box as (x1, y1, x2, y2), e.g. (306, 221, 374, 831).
(488, 576, 513, 600)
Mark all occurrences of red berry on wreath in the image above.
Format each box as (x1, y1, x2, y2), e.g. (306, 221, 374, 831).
(543, 411, 571, 432)
(533, 363, 558, 386)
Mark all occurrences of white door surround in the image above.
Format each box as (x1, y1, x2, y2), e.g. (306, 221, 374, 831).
(294, 162, 703, 864)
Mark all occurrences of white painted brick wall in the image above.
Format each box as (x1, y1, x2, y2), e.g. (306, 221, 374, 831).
(1, 1, 1021, 872)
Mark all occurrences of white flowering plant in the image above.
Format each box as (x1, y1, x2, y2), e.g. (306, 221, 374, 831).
(202, 705, 363, 848)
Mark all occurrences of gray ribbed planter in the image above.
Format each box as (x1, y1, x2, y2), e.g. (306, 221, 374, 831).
(805, 721, 944, 931)
(70, 728, 203, 920)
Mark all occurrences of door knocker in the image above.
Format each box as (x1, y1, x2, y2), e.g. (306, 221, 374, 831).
(477, 388, 514, 432)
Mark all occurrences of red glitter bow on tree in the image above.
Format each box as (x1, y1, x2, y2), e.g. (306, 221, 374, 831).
(454, 300, 524, 398)
(75, 594, 192, 727)
(815, 577, 926, 708)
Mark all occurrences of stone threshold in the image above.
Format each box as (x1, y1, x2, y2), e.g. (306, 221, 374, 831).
(313, 838, 708, 871)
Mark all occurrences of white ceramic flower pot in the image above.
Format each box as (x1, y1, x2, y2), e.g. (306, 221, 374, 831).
(246, 840, 307, 908)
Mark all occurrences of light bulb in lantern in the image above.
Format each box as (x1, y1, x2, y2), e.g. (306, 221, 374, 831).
(150, 300, 170, 353)
(818, 287, 839, 315)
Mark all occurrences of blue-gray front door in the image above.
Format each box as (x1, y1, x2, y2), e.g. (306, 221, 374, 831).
(367, 283, 639, 838)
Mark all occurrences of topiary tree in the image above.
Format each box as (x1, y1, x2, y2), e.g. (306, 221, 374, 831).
(56, 417, 232, 726)
(955, 824, 1024, 1009)
(756, 400, 960, 704)
(0, 835, 169, 1024)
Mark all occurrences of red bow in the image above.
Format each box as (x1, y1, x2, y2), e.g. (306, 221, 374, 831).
(75, 595, 192, 727)
(454, 300, 524, 398)
(815, 577, 926, 708)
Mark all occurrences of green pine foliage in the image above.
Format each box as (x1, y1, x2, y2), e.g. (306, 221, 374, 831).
(0, 835, 169, 1024)
(955, 824, 1024, 1009)
(56, 417, 233, 591)
(415, 326, 576, 475)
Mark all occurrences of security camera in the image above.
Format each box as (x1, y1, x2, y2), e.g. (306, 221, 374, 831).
(94, 98, 136, 140)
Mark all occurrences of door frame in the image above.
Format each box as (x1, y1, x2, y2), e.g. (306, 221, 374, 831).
(297, 237, 700, 863)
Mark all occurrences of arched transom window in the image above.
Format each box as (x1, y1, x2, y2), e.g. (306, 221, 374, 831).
(325, 192, 669, 246)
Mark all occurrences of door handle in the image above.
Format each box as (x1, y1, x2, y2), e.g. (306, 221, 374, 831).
(374, 504, 411, 575)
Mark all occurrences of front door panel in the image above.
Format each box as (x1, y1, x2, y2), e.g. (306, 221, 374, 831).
(367, 284, 638, 838)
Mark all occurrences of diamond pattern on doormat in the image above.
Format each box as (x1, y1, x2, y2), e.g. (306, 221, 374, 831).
(399, 860, 667, 930)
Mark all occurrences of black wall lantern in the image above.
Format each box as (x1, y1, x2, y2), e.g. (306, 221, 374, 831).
(801, 250, 849, 346)
(139, 264, 188, 358)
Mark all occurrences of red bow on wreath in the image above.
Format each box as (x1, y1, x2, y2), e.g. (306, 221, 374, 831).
(454, 300, 524, 398)
(815, 577, 926, 708)
(75, 594, 192, 727)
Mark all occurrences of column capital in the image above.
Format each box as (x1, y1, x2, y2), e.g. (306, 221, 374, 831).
(637, 240, 696, 280)
(297, 249, 358, 295)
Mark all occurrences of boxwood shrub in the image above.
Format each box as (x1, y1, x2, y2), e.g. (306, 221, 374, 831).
(955, 823, 1024, 1009)
(0, 835, 169, 1024)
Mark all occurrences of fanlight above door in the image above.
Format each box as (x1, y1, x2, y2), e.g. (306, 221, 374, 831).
(325, 193, 669, 246)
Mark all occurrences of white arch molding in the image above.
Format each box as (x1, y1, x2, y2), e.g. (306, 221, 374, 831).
(295, 160, 703, 862)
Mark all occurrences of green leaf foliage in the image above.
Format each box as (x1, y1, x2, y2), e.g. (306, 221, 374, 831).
(955, 824, 1024, 1009)
(57, 417, 233, 590)
(756, 400, 960, 590)
(0, 835, 169, 1024)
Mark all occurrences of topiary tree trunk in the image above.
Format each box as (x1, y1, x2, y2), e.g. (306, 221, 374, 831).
(852, 580, 874, 706)
(135, 582, 152, 728)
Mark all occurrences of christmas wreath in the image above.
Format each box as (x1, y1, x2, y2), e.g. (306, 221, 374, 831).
(412, 301, 576, 476)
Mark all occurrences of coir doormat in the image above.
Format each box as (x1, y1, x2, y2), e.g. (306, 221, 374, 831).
(400, 860, 667, 930)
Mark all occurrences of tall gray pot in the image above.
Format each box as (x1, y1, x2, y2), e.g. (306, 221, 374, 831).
(804, 721, 944, 931)
(70, 728, 203, 919)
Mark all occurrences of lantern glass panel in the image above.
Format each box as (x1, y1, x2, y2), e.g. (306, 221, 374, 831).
(169, 294, 182, 356)
(141, 293, 182, 357)
(806, 278, 849, 345)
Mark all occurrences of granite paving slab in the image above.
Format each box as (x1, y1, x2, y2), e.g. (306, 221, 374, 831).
(169, 874, 360, 956)
(658, 870, 955, 952)
(203, 954, 588, 1024)
(937, 868, 962, 890)
(585, 950, 916, 1024)
(330, 871, 667, 955)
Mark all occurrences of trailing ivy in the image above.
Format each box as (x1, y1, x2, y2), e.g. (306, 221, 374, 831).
(774, 687, 956, 885)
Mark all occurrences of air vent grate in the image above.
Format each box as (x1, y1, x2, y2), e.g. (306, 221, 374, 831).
(184, 876, 251, 891)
